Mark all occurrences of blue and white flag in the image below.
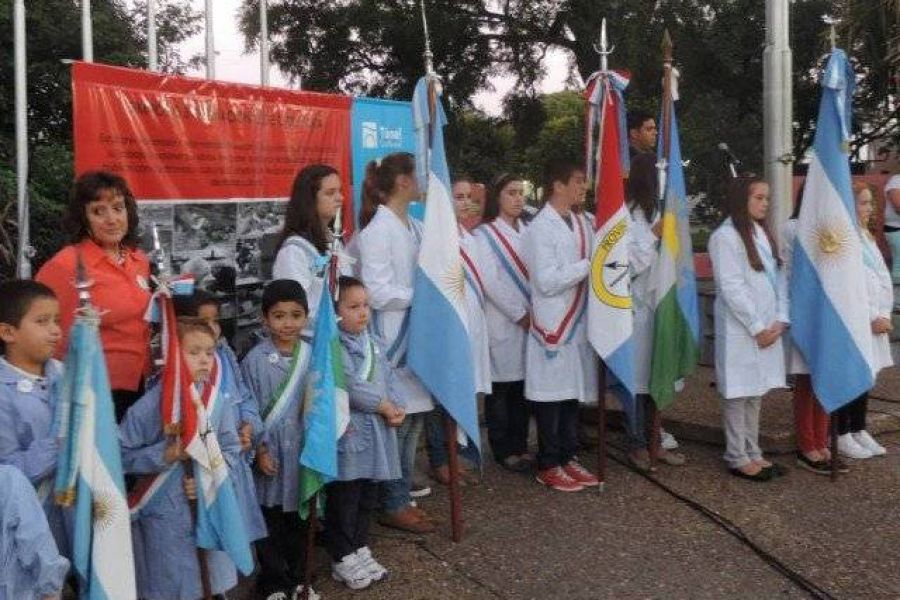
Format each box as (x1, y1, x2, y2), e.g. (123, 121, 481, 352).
(54, 314, 136, 599)
(408, 76, 480, 451)
(790, 48, 875, 412)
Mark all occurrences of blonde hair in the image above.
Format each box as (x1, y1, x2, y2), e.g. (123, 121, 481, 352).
(176, 317, 217, 343)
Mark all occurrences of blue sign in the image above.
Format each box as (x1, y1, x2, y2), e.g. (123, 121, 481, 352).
(351, 97, 420, 228)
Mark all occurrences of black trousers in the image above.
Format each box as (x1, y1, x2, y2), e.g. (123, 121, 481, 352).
(324, 480, 378, 562)
(834, 392, 868, 435)
(531, 399, 580, 470)
(256, 507, 309, 596)
(484, 380, 530, 462)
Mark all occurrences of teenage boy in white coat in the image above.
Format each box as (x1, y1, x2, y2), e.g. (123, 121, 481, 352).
(523, 159, 599, 493)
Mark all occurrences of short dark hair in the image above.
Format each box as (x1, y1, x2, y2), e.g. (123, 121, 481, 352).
(541, 159, 582, 201)
(173, 289, 220, 318)
(627, 110, 655, 134)
(262, 279, 308, 315)
(0, 280, 57, 354)
(67, 171, 141, 247)
(336, 276, 365, 304)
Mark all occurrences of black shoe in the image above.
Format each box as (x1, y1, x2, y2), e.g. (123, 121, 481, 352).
(728, 467, 773, 482)
(765, 462, 788, 477)
(795, 453, 830, 476)
(499, 455, 532, 473)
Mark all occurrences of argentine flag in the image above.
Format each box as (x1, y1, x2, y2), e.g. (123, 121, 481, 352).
(408, 76, 480, 451)
(790, 48, 875, 412)
(54, 314, 136, 599)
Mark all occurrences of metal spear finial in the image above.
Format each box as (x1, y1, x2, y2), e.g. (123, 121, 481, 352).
(149, 221, 170, 281)
(822, 15, 840, 50)
(420, 0, 435, 77)
(592, 18, 614, 72)
(74, 251, 93, 309)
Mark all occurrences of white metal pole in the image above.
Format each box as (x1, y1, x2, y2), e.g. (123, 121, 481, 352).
(260, 0, 270, 86)
(14, 0, 30, 278)
(148, 0, 158, 71)
(205, 0, 215, 79)
(82, 0, 93, 62)
(763, 0, 794, 233)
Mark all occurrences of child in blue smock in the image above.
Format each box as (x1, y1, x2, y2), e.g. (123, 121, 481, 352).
(0, 280, 71, 559)
(174, 291, 267, 544)
(240, 280, 318, 600)
(326, 276, 404, 591)
(0, 464, 70, 600)
(120, 318, 245, 600)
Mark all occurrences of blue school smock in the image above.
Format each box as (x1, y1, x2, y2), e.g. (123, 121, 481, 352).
(216, 343, 267, 541)
(0, 464, 69, 600)
(0, 358, 72, 559)
(337, 331, 402, 482)
(119, 384, 242, 600)
(240, 338, 310, 512)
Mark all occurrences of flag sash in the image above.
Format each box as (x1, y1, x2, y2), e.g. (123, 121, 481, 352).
(359, 334, 376, 383)
(482, 221, 530, 302)
(261, 342, 311, 428)
(460, 245, 486, 308)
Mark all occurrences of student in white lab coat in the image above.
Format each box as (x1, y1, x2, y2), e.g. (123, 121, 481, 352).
(272, 164, 351, 336)
(475, 174, 533, 472)
(833, 182, 893, 459)
(708, 177, 787, 482)
(355, 152, 436, 534)
(424, 178, 485, 486)
(523, 159, 599, 493)
(624, 153, 687, 472)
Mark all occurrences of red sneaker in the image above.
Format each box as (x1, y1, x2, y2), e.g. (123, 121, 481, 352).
(563, 461, 600, 487)
(535, 467, 584, 492)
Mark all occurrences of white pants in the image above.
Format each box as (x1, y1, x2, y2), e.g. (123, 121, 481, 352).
(721, 396, 763, 469)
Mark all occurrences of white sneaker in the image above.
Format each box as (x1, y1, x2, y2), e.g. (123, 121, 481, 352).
(853, 431, 887, 456)
(661, 428, 679, 451)
(355, 546, 388, 581)
(332, 552, 373, 590)
(837, 433, 874, 459)
(265, 593, 289, 600)
(290, 585, 321, 600)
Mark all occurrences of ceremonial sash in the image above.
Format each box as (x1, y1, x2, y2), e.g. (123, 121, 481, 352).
(373, 310, 410, 368)
(531, 214, 589, 358)
(261, 342, 311, 429)
(860, 232, 879, 273)
(460, 245, 486, 309)
(358, 334, 376, 383)
(128, 359, 223, 516)
(482, 221, 531, 302)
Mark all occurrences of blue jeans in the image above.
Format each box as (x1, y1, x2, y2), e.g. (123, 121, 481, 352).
(379, 411, 426, 513)
(887, 229, 900, 287)
(425, 406, 481, 468)
(625, 394, 651, 451)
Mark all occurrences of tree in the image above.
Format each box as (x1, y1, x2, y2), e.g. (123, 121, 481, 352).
(0, 0, 201, 278)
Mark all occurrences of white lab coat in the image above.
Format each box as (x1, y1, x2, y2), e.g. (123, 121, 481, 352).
(272, 234, 351, 336)
(356, 205, 434, 414)
(861, 231, 894, 373)
(523, 205, 598, 403)
(460, 227, 492, 395)
(778, 219, 808, 375)
(628, 207, 659, 394)
(709, 218, 786, 399)
(475, 218, 529, 382)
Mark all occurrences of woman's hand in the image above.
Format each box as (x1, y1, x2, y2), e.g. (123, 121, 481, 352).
(651, 220, 663, 239)
(517, 313, 531, 330)
(163, 437, 188, 464)
(754, 327, 778, 349)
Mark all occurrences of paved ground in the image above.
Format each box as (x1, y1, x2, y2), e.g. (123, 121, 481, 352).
(233, 367, 900, 600)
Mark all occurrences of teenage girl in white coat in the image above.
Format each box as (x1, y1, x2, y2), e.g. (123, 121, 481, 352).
(475, 174, 533, 472)
(708, 178, 787, 481)
(355, 152, 436, 534)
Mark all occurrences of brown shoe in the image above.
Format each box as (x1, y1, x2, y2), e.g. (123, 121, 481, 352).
(429, 465, 467, 487)
(409, 505, 443, 524)
(628, 449, 655, 473)
(378, 507, 435, 533)
(658, 449, 687, 466)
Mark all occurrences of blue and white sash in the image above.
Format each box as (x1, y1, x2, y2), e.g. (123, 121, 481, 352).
(480, 220, 530, 303)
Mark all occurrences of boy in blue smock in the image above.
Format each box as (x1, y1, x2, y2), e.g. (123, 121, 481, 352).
(174, 291, 267, 544)
(240, 280, 317, 600)
(120, 318, 246, 600)
(327, 276, 404, 591)
(0, 281, 70, 599)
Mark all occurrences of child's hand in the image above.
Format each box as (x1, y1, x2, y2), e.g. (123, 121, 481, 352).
(238, 422, 253, 452)
(41, 595, 61, 600)
(164, 438, 188, 464)
(182, 476, 197, 501)
(387, 403, 406, 428)
(256, 446, 277, 476)
(377, 400, 396, 420)
(872, 317, 893, 334)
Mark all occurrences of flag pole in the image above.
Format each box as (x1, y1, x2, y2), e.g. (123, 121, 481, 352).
(81, 0, 93, 62)
(302, 490, 318, 600)
(591, 18, 615, 492)
(150, 224, 213, 600)
(204, 0, 215, 79)
(649, 30, 675, 465)
(260, 0, 270, 86)
(420, 0, 464, 543)
(14, 0, 31, 279)
(148, 0, 158, 71)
